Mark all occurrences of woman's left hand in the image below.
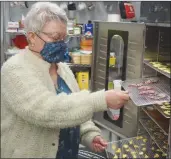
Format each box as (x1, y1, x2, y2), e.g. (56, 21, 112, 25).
(91, 136, 108, 152)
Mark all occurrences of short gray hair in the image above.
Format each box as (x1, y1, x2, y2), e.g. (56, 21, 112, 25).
(24, 2, 68, 33)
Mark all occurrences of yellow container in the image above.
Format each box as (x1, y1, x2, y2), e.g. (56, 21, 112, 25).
(76, 72, 89, 90)
(109, 57, 116, 66)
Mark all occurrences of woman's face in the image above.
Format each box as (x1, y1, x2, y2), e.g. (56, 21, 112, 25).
(28, 20, 67, 53)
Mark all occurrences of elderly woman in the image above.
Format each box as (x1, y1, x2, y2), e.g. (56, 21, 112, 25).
(1, 2, 129, 158)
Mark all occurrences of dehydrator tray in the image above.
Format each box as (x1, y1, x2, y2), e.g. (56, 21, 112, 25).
(144, 60, 171, 79)
(139, 118, 168, 153)
(154, 102, 171, 119)
(142, 107, 169, 135)
(122, 77, 170, 106)
(105, 134, 167, 159)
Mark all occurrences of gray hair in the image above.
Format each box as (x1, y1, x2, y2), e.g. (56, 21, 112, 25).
(24, 2, 68, 33)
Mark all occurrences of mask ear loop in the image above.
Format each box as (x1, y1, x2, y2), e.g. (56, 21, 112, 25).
(35, 32, 46, 43)
(28, 32, 46, 54)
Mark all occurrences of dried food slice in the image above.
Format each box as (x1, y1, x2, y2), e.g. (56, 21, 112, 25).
(164, 110, 170, 116)
(163, 102, 170, 105)
(130, 151, 137, 159)
(129, 140, 133, 145)
(151, 146, 155, 151)
(140, 143, 146, 147)
(115, 148, 121, 154)
(154, 153, 160, 158)
(163, 145, 168, 150)
(162, 153, 167, 157)
(139, 151, 144, 155)
(133, 144, 139, 150)
(122, 154, 127, 158)
(156, 149, 162, 153)
(123, 144, 129, 149)
(112, 144, 117, 150)
(142, 147, 147, 152)
(136, 136, 144, 140)
(113, 154, 118, 159)
(144, 154, 149, 158)
(143, 138, 148, 143)
(160, 106, 170, 110)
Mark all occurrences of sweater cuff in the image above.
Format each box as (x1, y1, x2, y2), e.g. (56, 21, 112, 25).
(90, 90, 107, 112)
(81, 131, 101, 149)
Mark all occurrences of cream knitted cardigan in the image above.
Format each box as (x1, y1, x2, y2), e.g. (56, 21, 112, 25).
(1, 48, 107, 158)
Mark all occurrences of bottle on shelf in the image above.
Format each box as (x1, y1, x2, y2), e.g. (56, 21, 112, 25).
(84, 20, 93, 36)
(19, 14, 25, 29)
(67, 20, 74, 35)
(109, 52, 116, 67)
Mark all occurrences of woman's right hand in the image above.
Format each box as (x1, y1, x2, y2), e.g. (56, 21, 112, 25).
(105, 90, 129, 109)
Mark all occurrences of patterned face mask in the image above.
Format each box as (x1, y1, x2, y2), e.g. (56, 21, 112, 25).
(37, 34, 67, 63)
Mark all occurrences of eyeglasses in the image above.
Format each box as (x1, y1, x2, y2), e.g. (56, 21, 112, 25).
(38, 31, 70, 43)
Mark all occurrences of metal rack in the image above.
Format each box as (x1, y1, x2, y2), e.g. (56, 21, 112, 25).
(67, 63, 91, 68)
(6, 29, 25, 34)
(154, 103, 170, 119)
(144, 60, 170, 78)
(139, 118, 168, 153)
(145, 23, 171, 28)
(142, 107, 169, 135)
(68, 34, 94, 39)
(122, 77, 170, 106)
(106, 134, 167, 158)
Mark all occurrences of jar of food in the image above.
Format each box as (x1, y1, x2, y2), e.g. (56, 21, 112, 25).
(73, 26, 81, 35)
(71, 52, 81, 64)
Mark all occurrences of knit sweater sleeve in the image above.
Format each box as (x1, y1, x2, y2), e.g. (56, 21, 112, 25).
(1, 64, 107, 129)
(80, 120, 101, 148)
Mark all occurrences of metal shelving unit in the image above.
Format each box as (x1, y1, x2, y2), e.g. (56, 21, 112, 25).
(145, 22, 171, 28)
(68, 34, 93, 39)
(67, 63, 91, 68)
(124, 23, 171, 158)
(6, 29, 25, 34)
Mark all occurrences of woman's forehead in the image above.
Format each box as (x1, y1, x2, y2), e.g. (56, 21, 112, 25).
(42, 20, 67, 33)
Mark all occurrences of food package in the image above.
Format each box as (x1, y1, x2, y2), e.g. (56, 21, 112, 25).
(76, 72, 89, 90)
(80, 54, 92, 65)
(71, 52, 81, 64)
(80, 38, 93, 46)
(80, 45, 92, 51)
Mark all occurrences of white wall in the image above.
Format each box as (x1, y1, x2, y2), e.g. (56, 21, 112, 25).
(8, 2, 141, 24)
(9, 2, 109, 23)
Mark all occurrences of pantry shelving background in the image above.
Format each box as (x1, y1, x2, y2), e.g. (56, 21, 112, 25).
(2, 2, 94, 68)
(2, 2, 95, 93)
(4, 30, 95, 71)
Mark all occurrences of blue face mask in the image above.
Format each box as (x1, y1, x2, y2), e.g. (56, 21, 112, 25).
(37, 35, 67, 63)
